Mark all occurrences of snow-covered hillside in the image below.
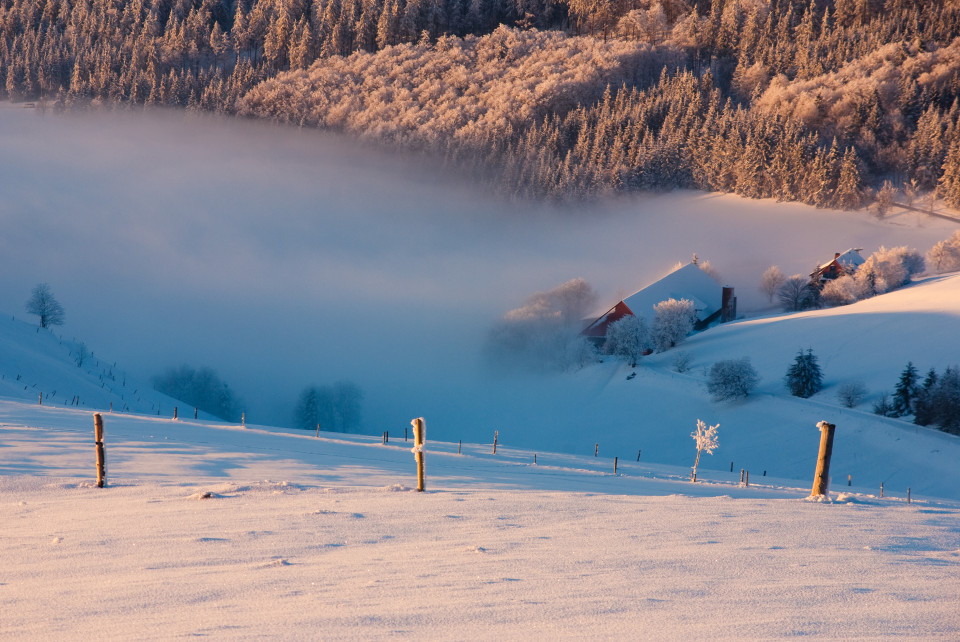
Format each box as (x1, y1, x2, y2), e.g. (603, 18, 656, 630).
(3, 272, 960, 500)
(2, 399, 959, 639)
(0, 313, 197, 418)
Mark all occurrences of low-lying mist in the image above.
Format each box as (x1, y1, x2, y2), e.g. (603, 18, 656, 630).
(2, 103, 954, 447)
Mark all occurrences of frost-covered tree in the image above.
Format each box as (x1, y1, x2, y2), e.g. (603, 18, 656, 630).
(837, 381, 867, 408)
(152, 365, 241, 421)
(777, 275, 816, 312)
(785, 348, 823, 398)
(926, 231, 960, 274)
(820, 275, 866, 307)
(891, 362, 920, 417)
(651, 298, 696, 352)
(603, 314, 649, 367)
(26, 283, 65, 328)
(486, 277, 598, 371)
(759, 265, 786, 303)
(690, 419, 719, 482)
(294, 381, 363, 432)
(707, 358, 759, 402)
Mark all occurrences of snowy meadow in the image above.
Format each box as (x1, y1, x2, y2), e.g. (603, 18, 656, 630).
(3, 402, 960, 639)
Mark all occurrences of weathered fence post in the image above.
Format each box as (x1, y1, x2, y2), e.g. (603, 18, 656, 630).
(848, 474, 851, 487)
(534, 453, 537, 465)
(740, 469, 745, 485)
(637, 449, 641, 462)
(881, 482, 884, 498)
(493, 430, 498, 455)
(174, 406, 178, 420)
(730, 461, 734, 472)
(810, 421, 836, 497)
(411, 418, 425, 492)
(94, 413, 106, 488)
(194, 407, 198, 419)
(614, 457, 618, 475)
(458, 440, 461, 454)
(594, 443, 599, 457)
(907, 488, 911, 504)
(38, 392, 42, 406)
(242, 412, 245, 428)
(745, 471, 749, 487)
(316, 423, 320, 438)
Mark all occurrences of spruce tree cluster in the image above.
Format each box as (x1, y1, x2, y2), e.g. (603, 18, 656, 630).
(3, 0, 960, 203)
(785, 348, 823, 398)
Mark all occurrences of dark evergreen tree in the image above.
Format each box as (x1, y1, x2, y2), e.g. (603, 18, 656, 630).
(785, 348, 823, 398)
(891, 361, 919, 417)
(913, 367, 939, 426)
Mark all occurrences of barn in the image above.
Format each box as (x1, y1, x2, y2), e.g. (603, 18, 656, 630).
(811, 248, 865, 283)
(581, 263, 728, 342)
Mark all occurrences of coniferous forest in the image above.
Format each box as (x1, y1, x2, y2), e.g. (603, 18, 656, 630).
(3, 0, 960, 204)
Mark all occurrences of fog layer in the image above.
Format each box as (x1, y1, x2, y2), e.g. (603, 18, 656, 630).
(1, 104, 954, 442)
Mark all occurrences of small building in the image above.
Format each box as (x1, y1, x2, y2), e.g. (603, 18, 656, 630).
(581, 262, 728, 342)
(812, 248, 865, 283)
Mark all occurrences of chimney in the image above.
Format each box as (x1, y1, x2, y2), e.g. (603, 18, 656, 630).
(835, 253, 841, 259)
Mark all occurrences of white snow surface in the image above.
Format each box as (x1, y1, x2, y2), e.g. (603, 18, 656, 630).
(3, 400, 960, 639)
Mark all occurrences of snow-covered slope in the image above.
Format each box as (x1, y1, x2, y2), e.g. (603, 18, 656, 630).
(2, 273, 960, 499)
(0, 314, 186, 417)
(2, 400, 959, 639)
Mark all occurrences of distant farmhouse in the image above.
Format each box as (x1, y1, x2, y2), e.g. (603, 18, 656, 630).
(581, 262, 733, 342)
(811, 248, 865, 283)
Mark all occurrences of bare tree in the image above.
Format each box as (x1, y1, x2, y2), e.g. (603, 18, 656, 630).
(760, 266, 786, 303)
(26, 283, 65, 328)
(777, 275, 816, 311)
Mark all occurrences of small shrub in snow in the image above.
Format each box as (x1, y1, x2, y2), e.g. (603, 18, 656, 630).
(836, 381, 867, 408)
(651, 298, 696, 352)
(673, 350, 691, 373)
(785, 349, 823, 398)
(873, 391, 893, 417)
(707, 358, 759, 401)
(690, 419, 719, 482)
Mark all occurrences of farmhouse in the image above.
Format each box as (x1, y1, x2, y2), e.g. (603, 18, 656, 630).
(812, 248, 865, 283)
(581, 262, 729, 341)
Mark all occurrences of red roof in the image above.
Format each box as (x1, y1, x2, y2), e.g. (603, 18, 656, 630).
(580, 301, 634, 338)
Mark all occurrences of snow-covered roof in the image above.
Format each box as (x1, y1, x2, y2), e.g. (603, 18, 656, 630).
(619, 262, 722, 323)
(819, 248, 865, 270)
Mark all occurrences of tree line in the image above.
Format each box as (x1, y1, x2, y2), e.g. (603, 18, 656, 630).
(3, 0, 960, 206)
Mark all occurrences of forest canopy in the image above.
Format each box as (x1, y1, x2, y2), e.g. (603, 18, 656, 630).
(3, 0, 960, 206)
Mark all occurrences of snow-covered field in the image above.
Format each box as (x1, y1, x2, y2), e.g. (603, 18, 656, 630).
(3, 401, 960, 639)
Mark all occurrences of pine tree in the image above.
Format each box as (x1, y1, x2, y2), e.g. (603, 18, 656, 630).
(913, 368, 938, 426)
(832, 146, 864, 210)
(785, 348, 823, 398)
(891, 361, 919, 417)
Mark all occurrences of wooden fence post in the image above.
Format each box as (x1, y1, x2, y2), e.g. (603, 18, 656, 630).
(412, 418, 425, 492)
(94, 413, 106, 488)
(38, 392, 42, 406)
(316, 423, 320, 438)
(637, 449, 641, 462)
(458, 440, 461, 454)
(614, 457, 618, 475)
(907, 488, 911, 504)
(174, 406, 178, 420)
(810, 421, 836, 497)
(493, 430, 498, 455)
(594, 443, 598, 457)
(194, 407, 198, 419)
(881, 482, 884, 498)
